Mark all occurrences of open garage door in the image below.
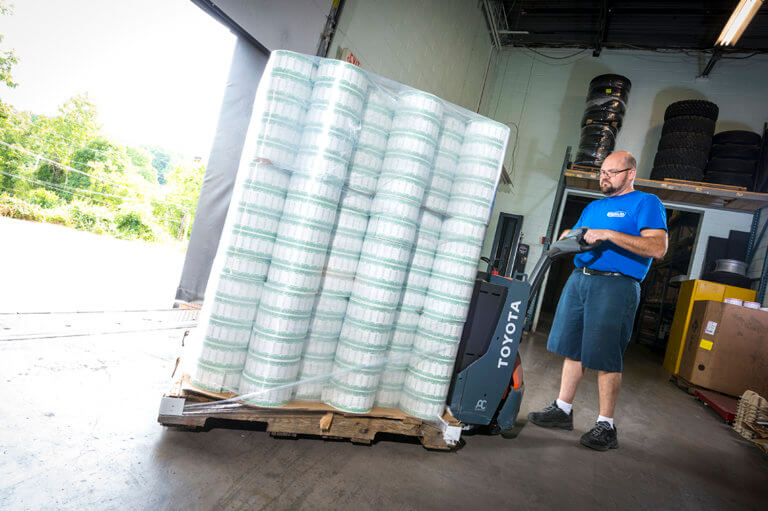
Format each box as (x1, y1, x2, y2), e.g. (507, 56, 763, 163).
(176, 1, 337, 303)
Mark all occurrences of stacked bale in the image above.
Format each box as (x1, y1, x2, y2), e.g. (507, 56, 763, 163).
(240, 59, 370, 407)
(399, 119, 508, 420)
(321, 91, 445, 413)
(704, 130, 762, 190)
(191, 51, 316, 393)
(293, 90, 395, 401)
(651, 100, 718, 182)
(574, 74, 631, 168)
(374, 114, 465, 409)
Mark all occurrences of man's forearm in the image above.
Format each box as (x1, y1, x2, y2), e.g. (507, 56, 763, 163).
(605, 230, 667, 259)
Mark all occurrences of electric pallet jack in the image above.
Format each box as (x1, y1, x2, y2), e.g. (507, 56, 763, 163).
(447, 227, 600, 433)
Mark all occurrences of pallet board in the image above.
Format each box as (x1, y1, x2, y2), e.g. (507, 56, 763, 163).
(158, 372, 461, 450)
(669, 373, 701, 395)
(564, 168, 768, 212)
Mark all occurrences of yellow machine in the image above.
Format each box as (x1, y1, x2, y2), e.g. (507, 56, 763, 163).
(663, 279, 756, 375)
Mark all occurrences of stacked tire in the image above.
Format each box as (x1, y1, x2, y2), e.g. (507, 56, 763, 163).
(703, 130, 762, 190)
(574, 74, 631, 168)
(650, 100, 718, 182)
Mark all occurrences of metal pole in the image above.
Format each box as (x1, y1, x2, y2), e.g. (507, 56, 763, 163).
(756, 207, 768, 304)
(525, 146, 572, 329)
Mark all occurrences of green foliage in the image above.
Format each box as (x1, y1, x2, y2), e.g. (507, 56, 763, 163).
(0, 92, 203, 244)
(35, 162, 67, 186)
(115, 202, 162, 240)
(0, 193, 45, 221)
(68, 200, 115, 234)
(28, 188, 60, 208)
(155, 161, 205, 239)
(0, 2, 17, 92)
(126, 146, 150, 168)
(126, 146, 157, 183)
(142, 145, 175, 184)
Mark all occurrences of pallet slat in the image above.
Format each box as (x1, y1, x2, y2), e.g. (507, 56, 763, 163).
(158, 373, 460, 450)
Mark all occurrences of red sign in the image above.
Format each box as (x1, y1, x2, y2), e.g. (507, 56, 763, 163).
(341, 48, 361, 67)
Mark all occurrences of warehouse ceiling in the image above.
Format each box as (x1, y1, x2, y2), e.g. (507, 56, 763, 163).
(482, 0, 768, 54)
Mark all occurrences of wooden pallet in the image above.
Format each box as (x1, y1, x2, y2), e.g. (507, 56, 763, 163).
(660, 178, 748, 192)
(570, 164, 599, 172)
(157, 372, 461, 450)
(669, 373, 702, 395)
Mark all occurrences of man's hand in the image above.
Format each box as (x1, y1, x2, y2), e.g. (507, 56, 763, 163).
(583, 229, 613, 245)
(583, 228, 667, 259)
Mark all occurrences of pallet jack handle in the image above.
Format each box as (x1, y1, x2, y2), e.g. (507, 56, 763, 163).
(526, 227, 601, 299)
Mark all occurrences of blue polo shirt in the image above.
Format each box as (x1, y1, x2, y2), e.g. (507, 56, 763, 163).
(572, 190, 667, 281)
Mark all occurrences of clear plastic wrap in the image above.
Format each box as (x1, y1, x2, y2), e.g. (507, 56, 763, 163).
(184, 50, 509, 421)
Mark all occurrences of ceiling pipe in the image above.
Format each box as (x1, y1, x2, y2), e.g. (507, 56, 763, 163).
(700, 49, 722, 77)
(593, 0, 612, 57)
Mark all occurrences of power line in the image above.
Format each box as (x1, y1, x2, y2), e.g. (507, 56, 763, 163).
(4, 116, 178, 188)
(0, 171, 185, 226)
(1, 168, 131, 204)
(0, 139, 127, 188)
(2, 129, 148, 177)
(0, 140, 190, 210)
(0, 175, 115, 208)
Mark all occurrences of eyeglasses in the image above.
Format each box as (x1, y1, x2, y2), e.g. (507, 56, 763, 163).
(598, 167, 632, 177)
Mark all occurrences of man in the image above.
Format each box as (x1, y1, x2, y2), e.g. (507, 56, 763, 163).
(528, 150, 668, 451)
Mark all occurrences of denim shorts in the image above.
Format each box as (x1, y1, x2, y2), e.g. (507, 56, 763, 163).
(546, 269, 640, 372)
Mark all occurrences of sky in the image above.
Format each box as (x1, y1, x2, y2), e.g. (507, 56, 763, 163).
(1, 0, 236, 159)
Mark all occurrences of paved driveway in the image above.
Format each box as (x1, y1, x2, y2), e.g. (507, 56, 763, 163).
(0, 217, 186, 312)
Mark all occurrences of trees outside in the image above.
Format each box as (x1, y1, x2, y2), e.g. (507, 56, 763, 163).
(0, 98, 205, 243)
(0, 3, 205, 244)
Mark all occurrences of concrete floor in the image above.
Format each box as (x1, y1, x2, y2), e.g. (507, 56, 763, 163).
(2, 329, 767, 510)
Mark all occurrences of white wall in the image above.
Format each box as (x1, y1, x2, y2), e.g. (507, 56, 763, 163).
(330, 0, 492, 111)
(477, 47, 768, 270)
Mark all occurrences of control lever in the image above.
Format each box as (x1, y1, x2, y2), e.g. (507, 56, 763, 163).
(526, 228, 602, 301)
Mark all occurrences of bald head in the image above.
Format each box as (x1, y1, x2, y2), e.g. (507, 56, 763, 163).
(605, 150, 636, 171)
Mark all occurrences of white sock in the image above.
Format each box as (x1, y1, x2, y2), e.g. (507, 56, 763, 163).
(555, 398, 572, 415)
(597, 415, 614, 428)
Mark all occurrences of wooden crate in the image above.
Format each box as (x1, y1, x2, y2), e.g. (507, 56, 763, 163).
(158, 370, 462, 450)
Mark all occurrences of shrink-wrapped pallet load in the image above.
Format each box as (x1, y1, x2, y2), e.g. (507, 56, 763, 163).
(186, 50, 509, 421)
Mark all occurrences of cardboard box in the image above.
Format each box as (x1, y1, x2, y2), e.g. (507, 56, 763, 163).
(679, 301, 768, 397)
(663, 280, 756, 375)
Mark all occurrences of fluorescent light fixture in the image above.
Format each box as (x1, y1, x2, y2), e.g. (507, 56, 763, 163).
(716, 0, 764, 46)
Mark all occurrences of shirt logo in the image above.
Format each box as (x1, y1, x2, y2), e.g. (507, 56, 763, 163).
(607, 211, 626, 218)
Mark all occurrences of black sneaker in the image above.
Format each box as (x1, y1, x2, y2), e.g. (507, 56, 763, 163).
(527, 401, 574, 430)
(580, 421, 618, 451)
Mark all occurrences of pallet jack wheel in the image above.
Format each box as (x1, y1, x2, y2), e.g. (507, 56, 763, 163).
(489, 354, 524, 436)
